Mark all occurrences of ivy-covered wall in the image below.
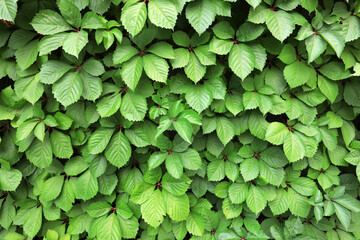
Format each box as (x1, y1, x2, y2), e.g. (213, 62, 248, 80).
(1, 0, 360, 239)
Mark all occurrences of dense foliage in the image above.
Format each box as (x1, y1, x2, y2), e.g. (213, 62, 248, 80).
(1, 0, 360, 239)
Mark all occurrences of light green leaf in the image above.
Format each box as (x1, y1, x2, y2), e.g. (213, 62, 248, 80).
(186, 212, 204, 236)
(265, 122, 289, 145)
(53, 71, 83, 107)
(120, 56, 143, 90)
(121, 1, 147, 36)
(141, 189, 166, 227)
(96, 93, 122, 118)
(216, 116, 235, 145)
(15, 40, 39, 70)
(62, 30, 89, 58)
(318, 75, 338, 103)
(173, 118, 193, 143)
(163, 191, 189, 221)
(97, 213, 122, 240)
(266, 10, 295, 42)
(76, 170, 98, 200)
(0, 168, 22, 191)
(283, 132, 305, 162)
(185, 84, 213, 113)
(30, 10, 72, 35)
(143, 54, 169, 83)
(207, 160, 225, 181)
(88, 128, 115, 154)
(148, 0, 177, 29)
(283, 60, 314, 88)
(0, 0, 17, 22)
(240, 157, 260, 182)
(229, 43, 255, 80)
(184, 52, 206, 83)
(320, 31, 345, 57)
(246, 185, 267, 214)
(104, 131, 131, 168)
(40, 175, 64, 202)
(50, 129, 73, 159)
(23, 206, 42, 238)
(26, 133, 53, 168)
(305, 33, 327, 63)
(120, 92, 147, 121)
(185, 0, 216, 35)
(39, 60, 72, 84)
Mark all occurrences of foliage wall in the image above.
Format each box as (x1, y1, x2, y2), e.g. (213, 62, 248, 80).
(1, 0, 360, 239)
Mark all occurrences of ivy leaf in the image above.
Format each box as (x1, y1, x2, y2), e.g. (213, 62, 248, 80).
(53, 71, 83, 107)
(141, 189, 166, 228)
(76, 170, 98, 200)
(283, 132, 305, 162)
(120, 92, 147, 121)
(143, 54, 169, 83)
(148, 0, 177, 29)
(121, 1, 147, 36)
(0, 168, 22, 191)
(88, 128, 115, 154)
(97, 213, 122, 239)
(246, 185, 267, 214)
(305, 34, 327, 63)
(31, 10, 72, 35)
(39, 175, 64, 202)
(229, 43, 255, 80)
(62, 30, 89, 58)
(104, 131, 132, 168)
(185, 84, 213, 113)
(319, 31, 345, 57)
(0, 0, 17, 22)
(120, 56, 143, 90)
(216, 117, 235, 145)
(266, 10, 295, 42)
(186, 212, 204, 236)
(23, 206, 42, 239)
(185, 0, 216, 35)
(173, 118, 193, 143)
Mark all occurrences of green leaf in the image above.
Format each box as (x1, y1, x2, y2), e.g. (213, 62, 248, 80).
(283, 132, 305, 162)
(229, 43, 255, 80)
(173, 118, 193, 143)
(266, 10, 295, 42)
(26, 133, 53, 168)
(15, 40, 39, 70)
(194, 45, 216, 66)
(141, 189, 166, 227)
(171, 48, 190, 68)
(228, 183, 248, 204)
(318, 75, 338, 103)
(120, 56, 143, 90)
(39, 175, 64, 202)
(287, 188, 311, 218)
(225, 94, 243, 115)
(333, 202, 351, 230)
(0, 168, 22, 191)
(62, 30, 89, 58)
(39, 60, 72, 84)
(180, 148, 202, 170)
(185, 84, 213, 113)
(121, 1, 147, 36)
(58, 0, 82, 28)
(88, 128, 114, 156)
(240, 157, 260, 182)
(96, 93, 122, 118)
(143, 54, 169, 83)
(80, 72, 102, 101)
(246, 185, 267, 214)
(320, 31, 345, 57)
(186, 212, 204, 236)
(163, 191, 189, 221)
(50, 130, 73, 159)
(31, 10, 72, 35)
(265, 122, 288, 145)
(113, 45, 139, 65)
(23, 206, 42, 238)
(97, 213, 122, 240)
(0, 0, 17, 22)
(161, 173, 192, 196)
(166, 152, 183, 179)
(148, 0, 177, 29)
(283, 60, 314, 88)
(53, 71, 83, 107)
(184, 52, 206, 83)
(207, 160, 225, 181)
(305, 34, 327, 63)
(216, 117, 235, 145)
(269, 189, 289, 215)
(319, 61, 350, 80)
(342, 15, 360, 42)
(104, 131, 131, 168)
(76, 170, 98, 200)
(120, 92, 147, 121)
(185, 0, 216, 35)
(148, 152, 167, 169)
